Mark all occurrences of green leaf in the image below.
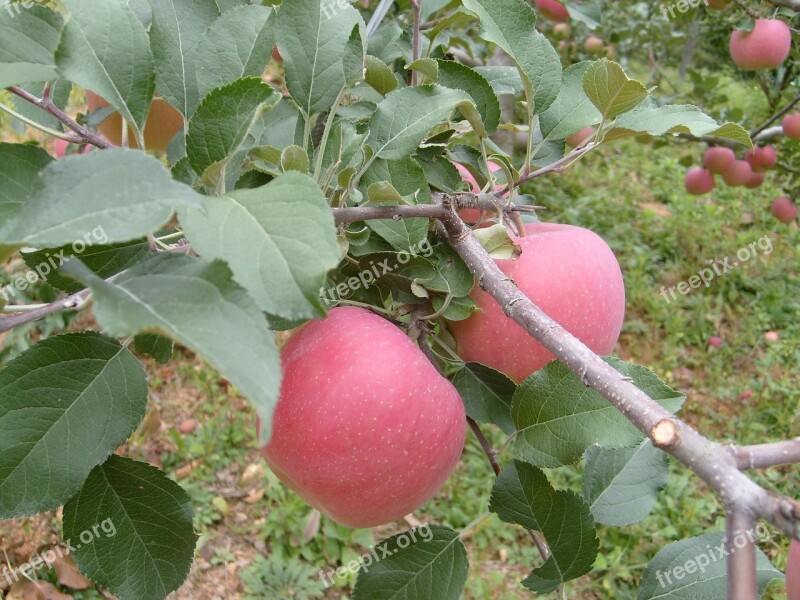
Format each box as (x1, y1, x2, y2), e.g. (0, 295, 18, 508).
(461, 0, 561, 115)
(63, 254, 281, 443)
(317, 120, 366, 181)
(367, 85, 472, 160)
(276, 0, 365, 116)
(281, 145, 310, 173)
(179, 172, 340, 320)
(0, 333, 147, 518)
(583, 441, 669, 526)
(582, 60, 647, 120)
(364, 55, 399, 96)
(539, 62, 601, 141)
(564, 0, 602, 29)
(56, 0, 155, 144)
(194, 4, 275, 110)
(149, 0, 221, 117)
(637, 531, 783, 599)
(0, 149, 202, 249)
(352, 526, 469, 600)
(489, 461, 598, 593)
(10, 81, 72, 132)
(473, 66, 524, 96)
(186, 77, 277, 188)
(425, 244, 474, 297)
(133, 333, 174, 364)
(0, 5, 63, 88)
(437, 60, 501, 135)
(63, 455, 198, 600)
(512, 358, 685, 468)
(452, 363, 516, 434)
(406, 58, 440, 82)
(473, 224, 522, 259)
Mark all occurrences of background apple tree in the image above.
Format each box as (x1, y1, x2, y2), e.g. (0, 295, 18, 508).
(0, 0, 799, 598)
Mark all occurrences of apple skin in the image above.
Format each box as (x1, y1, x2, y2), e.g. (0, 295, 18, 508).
(85, 91, 184, 153)
(585, 36, 605, 54)
(703, 147, 735, 174)
(745, 145, 777, 172)
(454, 162, 504, 225)
(722, 160, 753, 187)
(450, 222, 625, 383)
(262, 306, 466, 528)
(685, 167, 715, 195)
(771, 197, 798, 223)
(783, 113, 800, 140)
(553, 23, 572, 39)
(535, 0, 569, 21)
(788, 539, 800, 600)
(708, 336, 724, 349)
(745, 171, 765, 189)
(566, 126, 595, 148)
(729, 19, 792, 71)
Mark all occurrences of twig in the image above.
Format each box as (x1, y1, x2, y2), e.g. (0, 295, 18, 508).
(726, 510, 758, 599)
(732, 439, 800, 470)
(0, 290, 90, 334)
(513, 143, 596, 187)
(410, 0, 422, 86)
(467, 417, 501, 476)
(750, 91, 800, 138)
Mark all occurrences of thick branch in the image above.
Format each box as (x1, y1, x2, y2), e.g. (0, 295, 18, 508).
(0, 291, 89, 334)
(726, 510, 758, 600)
(732, 439, 800, 470)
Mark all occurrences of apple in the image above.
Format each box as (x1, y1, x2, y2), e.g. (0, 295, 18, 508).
(707, 0, 730, 8)
(729, 19, 792, 71)
(745, 171, 765, 189)
(703, 147, 736, 174)
(745, 145, 777, 172)
(708, 336, 724, 349)
(52, 139, 90, 159)
(85, 90, 184, 153)
(449, 222, 625, 383)
(604, 45, 618, 60)
(535, 0, 569, 21)
(787, 539, 800, 600)
(553, 23, 572, 39)
(262, 306, 466, 528)
(722, 160, 753, 187)
(764, 331, 780, 342)
(685, 167, 715, 195)
(566, 126, 595, 148)
(454, 161, 504, 225)
(585, 36, 605, 54)
(771, 197, 798, 223)
(783, 113, 800, 140)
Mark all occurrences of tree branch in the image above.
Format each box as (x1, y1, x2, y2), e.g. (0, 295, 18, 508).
(726, 510, 758, 599)
(513, 142, 596, 187)
(732, 439, 800, 470)
(0, 290, 90, 334)
(750, 91, 800, 138)
(766, 0, 800, 10)
(409, 0, 422, 86)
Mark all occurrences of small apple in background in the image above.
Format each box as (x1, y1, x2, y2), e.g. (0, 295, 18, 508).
(535, 0, 569, 21)
(685, 167, 715, 195)
(703, 146, 735, 174)
(707, 0, 730, 8)
(745, 145, 777, 172)
(783, 113, 800, 140)
(585, 36, 605, 54)
(177, 419, 198, 435)
(262, 307, 466, 528)
(764, 331, 780, 343)
(604, 45, 618, 60)
(745, 171, 765, 189)
(566, 126, 595, 148)
(553, 23, 572, 39)
(729, 19, 792, 71)
(738, 390, 753, 401)
(708, 336, 724, 349)
(449, 222, 625, 383)
(771, 197, 798, 223)
(85, 90, 184, 153)
(722, 160, 753, 187)
(787, 539, 800, 600)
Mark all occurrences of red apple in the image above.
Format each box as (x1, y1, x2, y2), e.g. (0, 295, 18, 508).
(585, 36, 605, 54)
(535, 0, 569, 21)
(703, 147, 735, 174)
(685, 167, 715, 195)
(566, 126, 595, 148)
(604, 45, 618, 60)
(745, 145, 777, 172)
(707, 0, 730, 8)
(771, 197, 798, 223)
(730, 19, 792, 71)
(764, 331, 780, 342)
(450, 222, 625, 383)
(262, 307, 466, 528)
(722, 160, 753, 186)
(708, 336, 724, 349)
(745, 171, 765, 189)
(783, 113, 800, 140)
(787, 539, 800, 600)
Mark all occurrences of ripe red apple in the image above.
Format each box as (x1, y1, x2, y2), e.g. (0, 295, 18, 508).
(553, 23, 572, 39)
(85, 90, 184, 153)
(566, 126, 595, 148)
(449, 222, 625, 383)
(783, 113, 800, 140)
(585, 36, 605, 54)
(535, 0, 569, 21)
(703, 147, 735, 174)
(722, 160, 753, 187)
(764, 331, 780, 342)
(787, 539, 800, 600)
(685, 167, 715, 195)
(771, 197, 798, 223)
(707, 0, 730, 8)
(708, 336, 724, 349)
(745, 171, 765, 189)
(729, 19, 792, 71)
(745, 145, 777, 172)
(262, 307, 466, 528)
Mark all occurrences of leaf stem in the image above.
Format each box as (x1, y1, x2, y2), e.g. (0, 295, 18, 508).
(313, 87, 348, 181)
(0, 102, 83, 141)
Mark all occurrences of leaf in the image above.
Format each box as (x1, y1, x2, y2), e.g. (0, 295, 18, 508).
(364, 55, 399, 96)
(186, 77, 277, 187)
(149, 0, 220, 117)
(406, 58, 440, 82)
(452, 363, 516, 434)
(352, 526, 469, 600)
(637, 531, 783, 599)
(0, 148, 202, 249)
(539, 62, 601, 141)
(281, 145, 310, 173)
(489, 461, 598, 593)
(473, 66, 524, 96)
(0, 5, 63, 88)
(583, 60, 647, 120)
(473, 225, 522, 259)
(10, 80, 72, 132)
(367, 85, 473, 160)
(276, 0, 365, 116)
(565, 0, 602, 29)
(512, 358, 685, 468)
(437, 60, 501, 135)
(179, 172, 340, 320)
(56, 0, 155, 144)
(194, 4, 275, 110)
(0, 333, 147, 518)
(62, 455, 198, 600)
(133, 334, 174, 364)
(461, 0, 561, 115)
(62, 253, 281, 443)
(583, 441, 669, 526)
